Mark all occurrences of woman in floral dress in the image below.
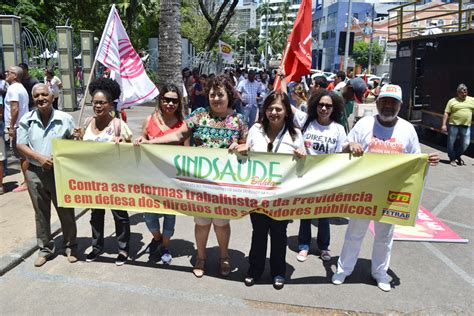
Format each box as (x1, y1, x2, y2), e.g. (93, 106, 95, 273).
(140, 74, 248, 278)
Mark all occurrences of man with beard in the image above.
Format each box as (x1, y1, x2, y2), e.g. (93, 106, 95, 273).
(332, 84, 439, 292)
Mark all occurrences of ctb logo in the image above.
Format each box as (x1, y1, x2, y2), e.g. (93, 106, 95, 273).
(387, 191, 411, 204)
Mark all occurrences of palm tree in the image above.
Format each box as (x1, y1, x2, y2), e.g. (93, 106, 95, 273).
(158, 0, 182, 91)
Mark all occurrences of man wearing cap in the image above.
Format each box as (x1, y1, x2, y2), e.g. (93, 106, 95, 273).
(441, 83, 473, 166)
(332, 84, 439, 292)
(339, 77, 368, 132)
(237, 69, 262, 128)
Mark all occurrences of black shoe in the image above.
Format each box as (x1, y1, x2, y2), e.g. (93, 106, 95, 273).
(244, 276, 256, 287)
(147, 238, 161, 254)
(86, 248, 103, 262)
(115, 253, 128, 266)
(273, 276, 285, 290)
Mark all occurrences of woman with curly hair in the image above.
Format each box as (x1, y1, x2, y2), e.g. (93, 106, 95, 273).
(293, 89, 347, 263)
(138, 75, 248, 278)
(134, 83, 189, 265)
(73, 77, 132, 266)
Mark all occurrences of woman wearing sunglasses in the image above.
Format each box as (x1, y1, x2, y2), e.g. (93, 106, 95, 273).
(134, 83, 189, 265)
(292, 90, 347, 263)
(137, 75, 248, 278)
(232, 90, 305, 290)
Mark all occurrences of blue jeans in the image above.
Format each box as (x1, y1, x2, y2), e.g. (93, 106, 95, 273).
(242, 104, 258, 128)
(143, 213, 176, 238)
(235, 100, 244, 115)
(297, 218, 330, 251)
(447, 124, 471, 161)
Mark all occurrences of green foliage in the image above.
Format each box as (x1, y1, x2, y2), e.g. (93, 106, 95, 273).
(351, 41, 383, 69)
(181, 1, 209, 51)
(29, 68, 45, 81)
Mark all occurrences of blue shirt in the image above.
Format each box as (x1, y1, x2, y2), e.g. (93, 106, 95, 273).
(17, 109, 75, 166)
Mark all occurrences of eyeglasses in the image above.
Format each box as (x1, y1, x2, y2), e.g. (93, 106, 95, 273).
(92, 100, 109, 106)
(267, 142, 273, 153)
(317, 103, 333, 109)
(162, 97, 179, 104)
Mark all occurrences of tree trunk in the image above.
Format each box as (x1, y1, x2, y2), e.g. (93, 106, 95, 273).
(158, 0, 182, 92)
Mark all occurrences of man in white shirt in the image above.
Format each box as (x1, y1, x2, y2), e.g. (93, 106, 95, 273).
(4, 66, 30, 192)
(237, 69, 262, 128)
(333, 84, 439, 292)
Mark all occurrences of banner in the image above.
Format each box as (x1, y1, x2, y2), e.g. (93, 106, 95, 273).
(371, 207, 469, 243)
(218, 40, 234, 63)
(96, 5, 159, 109)
(53, 140, 429, 226)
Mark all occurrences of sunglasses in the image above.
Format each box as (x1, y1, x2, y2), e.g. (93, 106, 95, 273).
(317, 102, 333, 109)
(267, 142, 273, 153)
(162, 96, 179, 104)
(92, 100, 109, 106)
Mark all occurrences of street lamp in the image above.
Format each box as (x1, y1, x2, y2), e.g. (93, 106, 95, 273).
(343, 0, 353, 74)
(367, 3, 375, 74)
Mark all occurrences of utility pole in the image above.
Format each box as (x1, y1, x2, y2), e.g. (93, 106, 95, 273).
(264, 0, 269, 70)
(367, 3, 375, 74)
(244, 32, 247, 69)
(343, 0, 353, 74)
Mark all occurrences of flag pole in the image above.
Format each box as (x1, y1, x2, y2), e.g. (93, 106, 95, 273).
(273, 42, 291, 91)
(77, 57, 99, 126)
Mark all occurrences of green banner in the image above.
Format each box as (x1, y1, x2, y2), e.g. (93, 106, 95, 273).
(53, 140, 429, 226)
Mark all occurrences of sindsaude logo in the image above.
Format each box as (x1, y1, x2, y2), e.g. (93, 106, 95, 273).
(173, 155, 283, 187)
(387, 191, 411, 204)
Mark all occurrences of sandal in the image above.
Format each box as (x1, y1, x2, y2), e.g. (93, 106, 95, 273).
(192, 258, 205, 278)
(219, 257, 231, 277)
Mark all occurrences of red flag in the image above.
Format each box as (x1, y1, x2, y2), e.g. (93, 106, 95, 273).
(276, 0, 312, 88)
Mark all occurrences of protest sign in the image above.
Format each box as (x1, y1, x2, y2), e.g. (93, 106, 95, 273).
(53, 140, 428, 226)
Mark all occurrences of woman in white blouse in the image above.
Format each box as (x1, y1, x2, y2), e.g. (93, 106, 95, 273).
(291, 90, 346, 263)
(232, 90, 305, 290)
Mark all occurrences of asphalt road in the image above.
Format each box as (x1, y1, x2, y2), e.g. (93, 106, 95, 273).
(0, 106, 472, 315)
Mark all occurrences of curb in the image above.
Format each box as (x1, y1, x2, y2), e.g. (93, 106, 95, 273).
(0, 208, 89, 276)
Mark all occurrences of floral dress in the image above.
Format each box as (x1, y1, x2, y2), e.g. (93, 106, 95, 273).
(186, 107, 248, 148)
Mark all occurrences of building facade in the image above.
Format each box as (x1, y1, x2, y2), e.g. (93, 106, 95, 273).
(259, 0, 303, 38)
(228, 0, 260, 36)
(312, 0, 410, 72)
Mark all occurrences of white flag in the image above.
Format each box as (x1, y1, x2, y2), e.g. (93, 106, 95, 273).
(96, 5, 158, 109)
(218, 40, 234, 63)
(260, 52, 265, 65)
(267, 45, 273, 57)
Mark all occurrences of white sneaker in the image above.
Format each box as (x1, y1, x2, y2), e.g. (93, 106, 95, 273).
(296, 250, 309, 262)
(161, 248, 172, 265)
(373, 275, 391, 292)
(331, 272, 346, 285)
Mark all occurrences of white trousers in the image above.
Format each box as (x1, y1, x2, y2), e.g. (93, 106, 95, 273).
(336, 218, 395, 281)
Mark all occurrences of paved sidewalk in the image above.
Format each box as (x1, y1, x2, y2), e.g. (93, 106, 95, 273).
(0, 106, 472, 314)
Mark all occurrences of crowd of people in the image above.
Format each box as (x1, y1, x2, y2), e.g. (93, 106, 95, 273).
(7, 62, 474, 292)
